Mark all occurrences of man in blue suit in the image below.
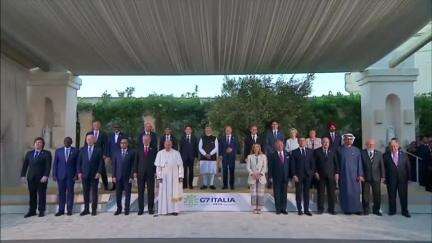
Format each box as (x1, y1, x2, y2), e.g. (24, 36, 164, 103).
(78, 134, 104, 216)
(112, 138, 135, 215)
(106, 123, 128, 191)
(53, 137, 78, 216)
(268, 140, 290, 215)
(219, 126, 239, 190)
(292, 137, 316, 216)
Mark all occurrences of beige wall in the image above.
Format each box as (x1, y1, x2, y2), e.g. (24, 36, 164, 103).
(1, 55, 29, 187)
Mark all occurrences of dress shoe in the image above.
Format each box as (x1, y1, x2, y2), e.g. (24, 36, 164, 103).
(138, 211, 143, 215)
(304, 211, 312, 216)
(363, 211, 370, 216)
(373, 211, 382, 216)
(402, 212, 411, 218)
(230, 186, 235, 190)
(38, 212, 45, 217)
(200, 185, 207, 190)
(355, 212, 363, 215)
(114, 210, 121, 216)
(189, 186, 193, 189)
(148, 210, 155, 215)
(91, 211, 97, 216)
(328, 211, 337, 215)
(388, 212, 396, 216)
(317, 210, 324, 215)
(55, 212, 64, 217)
(282, 210, 288, 215)
(209, 185, 216, 190)
(298, 211, 303, 215)
(172, 212, 178, 216)
(124, 210, 129, 215)
(67, 212, 73, 216)
(80, 210, 90, 216)
(24, 212, 36, 218)
(276, 211, 281, 215)
(222, 186, 228, 190)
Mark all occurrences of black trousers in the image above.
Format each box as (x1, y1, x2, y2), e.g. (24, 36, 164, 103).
(387, 180, 408, 214)
(137, 173, 155, 212)
(222, 160, 235, 188)
(100, 162, 109, 189)
(82, 177, 99, 211)
(317, 175, 336, 212)
(115, 178, 132, 212)
(273, 180, 287, 212)
(27, 178, 47, 213)
(362, 181, 381, 213)
(295, 177, 312, 212)
(183, 158, 194, 188)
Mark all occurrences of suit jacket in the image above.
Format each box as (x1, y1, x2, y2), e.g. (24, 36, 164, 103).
(383, 150, 410, 184)
(325, 132, 342, 150)
(291, 147, 315, 179)
(268, 150, 290, 183)
(361, 149, 385, 182)
(112, 149, 135, 180)
(84, 130, 108, 156)
(53, 147, 79, 180)
(265, 130, 285, 155)
(134, 146, 157, 177)
(77, 146, 104, 179)
(179, 134, 198, 163)
(219, 135, 239, 162)
(246, 154, 268, 184)
(21, 149, 52, 180)
(243, 134, 265, 160)
(137, 131, 158, 150)
(107, 132, 128, 157)
(159, 134, 178, 151)
(314, 147, 339, 178)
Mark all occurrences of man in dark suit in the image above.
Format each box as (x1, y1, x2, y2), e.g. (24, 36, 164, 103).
(159, 127, 178, 151)
(137, 122, 158, 150)
(292, 137, 315, 216)
(265, 121, 285, 189)
(384, 138, 411, 217)
(326, 122, 342, 151)
(243, 125, 265, 162)
(361, 139, 385, 216)
(417, 136, 431, 188)
(219, 126, 239, 190)
(179, 126, 198, 189)
(107, 123, 128, 158)
(112, 138, 135, 215)
(314, 137, 339, 215)
(84, 120, 109, 190)
(78, 134, 104, 216)
(268, 140, 290, 214)
(134, 134, 157, 215)
(20, 137, 52, 218)
(53, 137, 79, 216)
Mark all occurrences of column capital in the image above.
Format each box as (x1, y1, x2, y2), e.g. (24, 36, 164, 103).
(29, 70, 82, 90)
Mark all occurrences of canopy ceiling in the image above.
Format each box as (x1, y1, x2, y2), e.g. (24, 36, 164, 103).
(1, 0, 431, 75)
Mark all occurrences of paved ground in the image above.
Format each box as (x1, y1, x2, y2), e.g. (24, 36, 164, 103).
(1, 211, 431, 242)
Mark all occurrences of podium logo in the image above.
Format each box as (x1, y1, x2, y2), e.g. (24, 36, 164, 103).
(184, 194, 237, 207)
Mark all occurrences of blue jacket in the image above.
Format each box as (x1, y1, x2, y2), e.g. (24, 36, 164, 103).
(77, 146, 104, 179)
(219, 135, 239, 162)
(53, 147, 78, 180)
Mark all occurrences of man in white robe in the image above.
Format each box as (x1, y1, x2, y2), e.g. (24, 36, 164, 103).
(155, 140, 184, 216)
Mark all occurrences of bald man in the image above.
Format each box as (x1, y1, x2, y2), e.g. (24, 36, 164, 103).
(361, 139, 385, 216)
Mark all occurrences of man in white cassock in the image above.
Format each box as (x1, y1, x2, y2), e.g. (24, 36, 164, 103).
(155, 140, 184, 216)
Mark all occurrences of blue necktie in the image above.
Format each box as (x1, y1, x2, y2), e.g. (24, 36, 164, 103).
(88, 147, 93, 160)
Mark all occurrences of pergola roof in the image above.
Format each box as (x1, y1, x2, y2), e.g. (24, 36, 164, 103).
(1, 0, 431, 75)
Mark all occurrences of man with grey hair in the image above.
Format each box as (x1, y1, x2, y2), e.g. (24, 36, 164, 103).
(361, 139, 385, 216)
(338, 133, 364, 215)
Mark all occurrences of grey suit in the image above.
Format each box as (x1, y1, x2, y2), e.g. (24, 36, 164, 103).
(361, 149, 385, 214)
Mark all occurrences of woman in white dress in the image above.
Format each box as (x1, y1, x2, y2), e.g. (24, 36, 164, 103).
(246, 144, 267, 214)
(285, 128, 299, 153)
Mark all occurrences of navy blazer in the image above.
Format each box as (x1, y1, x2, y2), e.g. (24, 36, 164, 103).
(326, 132, 342, 150)
(268, 150, 291, 183)
(291, 147, 316, 179)
(107, 132, 128, 157)
(77, 146, 104, 179)
(137, 131, 158, 150)
(265, 130, 285, 155)
(21, 149, 52, 180)
(53, 147, 78, 180)
(179, 134, 199, 162)
(159, 134, 178, 151)
(219, 135, 239, 162)
(112, 149, 135, 180)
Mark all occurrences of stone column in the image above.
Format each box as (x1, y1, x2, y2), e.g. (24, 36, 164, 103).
(26, 70, 81, 150)
(1, 55, 29, 187)
(347, 69, 418, 151)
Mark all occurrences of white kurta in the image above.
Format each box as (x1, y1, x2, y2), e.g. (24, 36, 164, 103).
(155, 149, 184, 215)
